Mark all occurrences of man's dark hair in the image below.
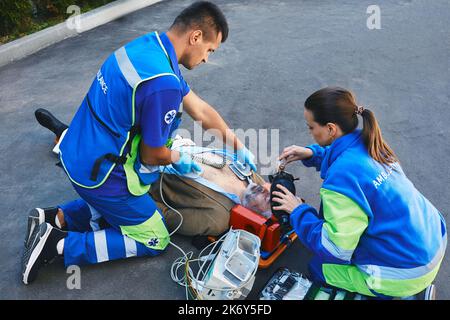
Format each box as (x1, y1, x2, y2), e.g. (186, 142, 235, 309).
(170, 1, 228, 43)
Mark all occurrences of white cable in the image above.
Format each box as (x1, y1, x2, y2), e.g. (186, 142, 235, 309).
(159, 166, 191, 297)
(161, 165, 207, 299)
(159, 167, 183, 236)
(160, 160, 258, 299)
(168, 240, 192, 300)
(195, 232, 229, 284)
(169, 240, 190, 286)
(191, 229, 260, 293)
(169, 227, 259, 296)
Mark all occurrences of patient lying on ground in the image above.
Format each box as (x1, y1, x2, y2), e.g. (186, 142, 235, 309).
(39, 110, 272, 236)
(167, 136, 272, 213)
(151, 137, 273, 236)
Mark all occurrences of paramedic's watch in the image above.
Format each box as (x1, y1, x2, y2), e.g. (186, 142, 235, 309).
(236, 146, 257, 172)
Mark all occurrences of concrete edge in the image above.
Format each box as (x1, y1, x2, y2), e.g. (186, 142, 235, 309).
(0, 0, 164, 68)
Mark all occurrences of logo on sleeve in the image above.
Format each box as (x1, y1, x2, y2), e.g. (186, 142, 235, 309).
(147, 238, 160, 247)
(164, 110, 177, 124)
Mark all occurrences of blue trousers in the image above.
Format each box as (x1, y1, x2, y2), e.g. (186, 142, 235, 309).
(59, 185, 169, 267)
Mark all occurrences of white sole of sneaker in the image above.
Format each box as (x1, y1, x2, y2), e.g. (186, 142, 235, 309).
(22, 224, 52, 285)
(425, 284, 436, 300)
(25, 208, 45, 248)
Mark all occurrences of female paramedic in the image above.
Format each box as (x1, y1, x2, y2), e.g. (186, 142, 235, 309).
(272, 86, 447, 298)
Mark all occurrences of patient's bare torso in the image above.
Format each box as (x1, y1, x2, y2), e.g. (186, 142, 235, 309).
(195, 153, 248, 198)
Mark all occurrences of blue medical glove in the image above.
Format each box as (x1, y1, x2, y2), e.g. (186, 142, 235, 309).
(172, 152, 203, 175)
(236, 146, 257, 172)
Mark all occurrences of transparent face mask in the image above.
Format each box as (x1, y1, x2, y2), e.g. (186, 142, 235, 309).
(241, 182, 272, 219)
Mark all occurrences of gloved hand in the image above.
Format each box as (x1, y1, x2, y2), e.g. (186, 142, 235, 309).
(236, 146, 257, 172)
(172, 152, 203, 175)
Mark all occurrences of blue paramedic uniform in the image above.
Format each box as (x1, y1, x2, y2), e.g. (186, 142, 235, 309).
(58, 32, 190, 266)
(291, 129, 447, 297)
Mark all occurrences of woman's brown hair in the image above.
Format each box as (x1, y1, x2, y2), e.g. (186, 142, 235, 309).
(304, 86, 398, 166)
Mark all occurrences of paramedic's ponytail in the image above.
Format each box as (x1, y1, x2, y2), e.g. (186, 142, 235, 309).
(360, 107, 398, 166)
(304, 87, 399, 166)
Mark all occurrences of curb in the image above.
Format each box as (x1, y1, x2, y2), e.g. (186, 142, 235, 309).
(0, 0, 163, 68)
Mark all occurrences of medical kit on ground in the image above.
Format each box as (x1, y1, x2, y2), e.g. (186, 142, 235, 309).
(259, 267, 367, 300)
(171, 228, 261, 300)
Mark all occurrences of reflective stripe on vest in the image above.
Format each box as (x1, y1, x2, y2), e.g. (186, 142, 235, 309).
(115, 32, 183, 196)
(117, 32, 182, 195)
(59, 31, 183, 192)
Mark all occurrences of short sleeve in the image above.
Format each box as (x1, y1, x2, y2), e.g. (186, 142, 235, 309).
(135, 76, 182, 148)
(178, 72, 190, 97)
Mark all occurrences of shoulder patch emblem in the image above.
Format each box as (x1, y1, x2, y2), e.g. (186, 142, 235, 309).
(164, 110, 177, 124)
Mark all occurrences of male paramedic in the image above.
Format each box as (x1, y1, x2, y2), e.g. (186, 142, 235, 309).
(22, 1, 256, 284)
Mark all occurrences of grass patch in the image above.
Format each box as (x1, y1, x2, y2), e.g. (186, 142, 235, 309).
(0, 1, 115, 45)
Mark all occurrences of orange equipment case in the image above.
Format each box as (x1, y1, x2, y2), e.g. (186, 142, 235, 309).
(229, 204, 297, 269)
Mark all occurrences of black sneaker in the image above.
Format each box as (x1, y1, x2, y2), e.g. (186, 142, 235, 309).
(34, 108, 68, 138)
(25, 207, 64, 248)
(22, 223, 67, 285)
